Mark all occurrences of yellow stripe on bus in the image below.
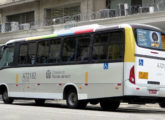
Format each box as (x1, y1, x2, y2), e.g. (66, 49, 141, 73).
(16, 74, 19, 83)
(124, 27, 136, 62)
(85, 72, 88, 83)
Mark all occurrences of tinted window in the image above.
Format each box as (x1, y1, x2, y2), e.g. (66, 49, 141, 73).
(27, 42, 36, 64)
(93, 31, 124, 61)
(37, 41, 49, 64)
(18, 44, 28, 64)
(108, 31, 123, 60)
(76, 36, 91, 61)
(93, 33, 108, 60)
(48, 39, 61, 63)
(62, 37, 76, 62)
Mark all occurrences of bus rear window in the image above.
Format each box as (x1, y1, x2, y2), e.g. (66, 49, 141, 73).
(136, 29, 165, 50)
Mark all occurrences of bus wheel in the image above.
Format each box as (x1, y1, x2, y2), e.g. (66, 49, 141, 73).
(100, 100, 120, 111)
(159, 102, 165, 108)
(66, 90, 79, 108)
(2, 89, 13, 104)
(35, 99, 45, 106)
(66, 90, 87, 109)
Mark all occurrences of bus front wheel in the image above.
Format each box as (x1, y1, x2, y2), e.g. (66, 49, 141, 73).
(66, 90, 87, 109)
(2, 89, 13, 104)
(100, 100, 120, 111)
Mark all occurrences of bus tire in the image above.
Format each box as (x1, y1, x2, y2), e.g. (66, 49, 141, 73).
(159, 102, 165, 108)
(66, 90, 79, 108)
(35, 99, 45, 105)
(100, 100, 120, 111)
(66, 90, 87, 109)
(2, 89, 13, 104)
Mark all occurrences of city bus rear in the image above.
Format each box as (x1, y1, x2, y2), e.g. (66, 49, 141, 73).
(124, 25, 165, 100)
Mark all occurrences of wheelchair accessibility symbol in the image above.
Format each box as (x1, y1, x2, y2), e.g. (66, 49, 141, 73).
(104, 63, 109, 70)
(139, 59, 144, 66)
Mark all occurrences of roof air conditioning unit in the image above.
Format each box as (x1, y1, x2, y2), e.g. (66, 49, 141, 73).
(139, 6, 154, 13)
(20, 23, 30, 30)
(118, 3, 129, 16)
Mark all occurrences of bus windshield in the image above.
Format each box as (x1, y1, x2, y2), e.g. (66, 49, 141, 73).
(0, 46, 14, 68)
(0, 46, 3, 60)
(136, 29, 165, 50)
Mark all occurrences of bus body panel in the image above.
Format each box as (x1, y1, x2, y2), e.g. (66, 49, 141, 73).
(133, 45, 165, 97)
(1, 63, 123, 100)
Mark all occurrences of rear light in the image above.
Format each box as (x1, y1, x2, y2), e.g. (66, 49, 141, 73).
(129, 66, 135, 84)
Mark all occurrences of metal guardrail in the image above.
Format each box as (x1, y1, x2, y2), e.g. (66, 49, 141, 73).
(44, 4, 164, 26)
(0, 4, 165, 33)
(0, 22, 36, 33)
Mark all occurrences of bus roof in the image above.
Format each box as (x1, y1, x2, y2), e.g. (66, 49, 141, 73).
(6, 23, 161, 45)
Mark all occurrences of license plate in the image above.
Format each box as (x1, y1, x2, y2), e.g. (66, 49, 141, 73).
(139, 72, 148, 79)
(149, 90, 157, 94)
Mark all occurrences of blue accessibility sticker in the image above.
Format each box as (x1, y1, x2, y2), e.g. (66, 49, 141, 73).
(104, 63, 109, 70)
(139, 59, 144, 66)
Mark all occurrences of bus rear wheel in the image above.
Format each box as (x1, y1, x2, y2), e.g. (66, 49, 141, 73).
(35, 99, 45, 106)
(100, 100, 120, 111)
(2, 89, 13, 104)
(66, 90, 87, 109)
(159, 102, 165, 108)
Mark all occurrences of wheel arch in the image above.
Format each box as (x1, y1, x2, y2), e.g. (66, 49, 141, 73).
(0, 83, 8, 95)
(63, 83, 79, 100)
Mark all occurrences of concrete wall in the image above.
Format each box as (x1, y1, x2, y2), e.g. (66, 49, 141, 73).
(0, 0, 107, 25)
(93, 0, 106, 12)
(0, 0, 165, 43)
(1, 1, 39, 24)
(0, 0, 23, 5)
(0, 0, 82, 26)
(39, 0, 80, 26)
(110, 0, 131, 9)
(1, 10, 165, 44)
(0, 0, 12, 5)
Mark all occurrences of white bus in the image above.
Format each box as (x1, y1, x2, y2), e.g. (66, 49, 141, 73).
(0, 24, 165, 111)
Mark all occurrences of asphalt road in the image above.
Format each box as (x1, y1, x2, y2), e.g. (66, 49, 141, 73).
(0, 100, 165, 120)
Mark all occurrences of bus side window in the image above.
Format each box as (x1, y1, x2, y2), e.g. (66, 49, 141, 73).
(92, 30, 124, 61)
(18, 44, 28, 64)
(93, 33, 108, 60)
(62, 37, 76, 62)
(76, 36, 91, 62)
(27, 42, 36, 65)
(107, 31, 124, 61)
(37, 40, 49, 64)
(48, 38, 61, 63)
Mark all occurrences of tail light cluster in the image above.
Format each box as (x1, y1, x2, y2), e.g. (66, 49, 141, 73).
(129, 66, 135, 84)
